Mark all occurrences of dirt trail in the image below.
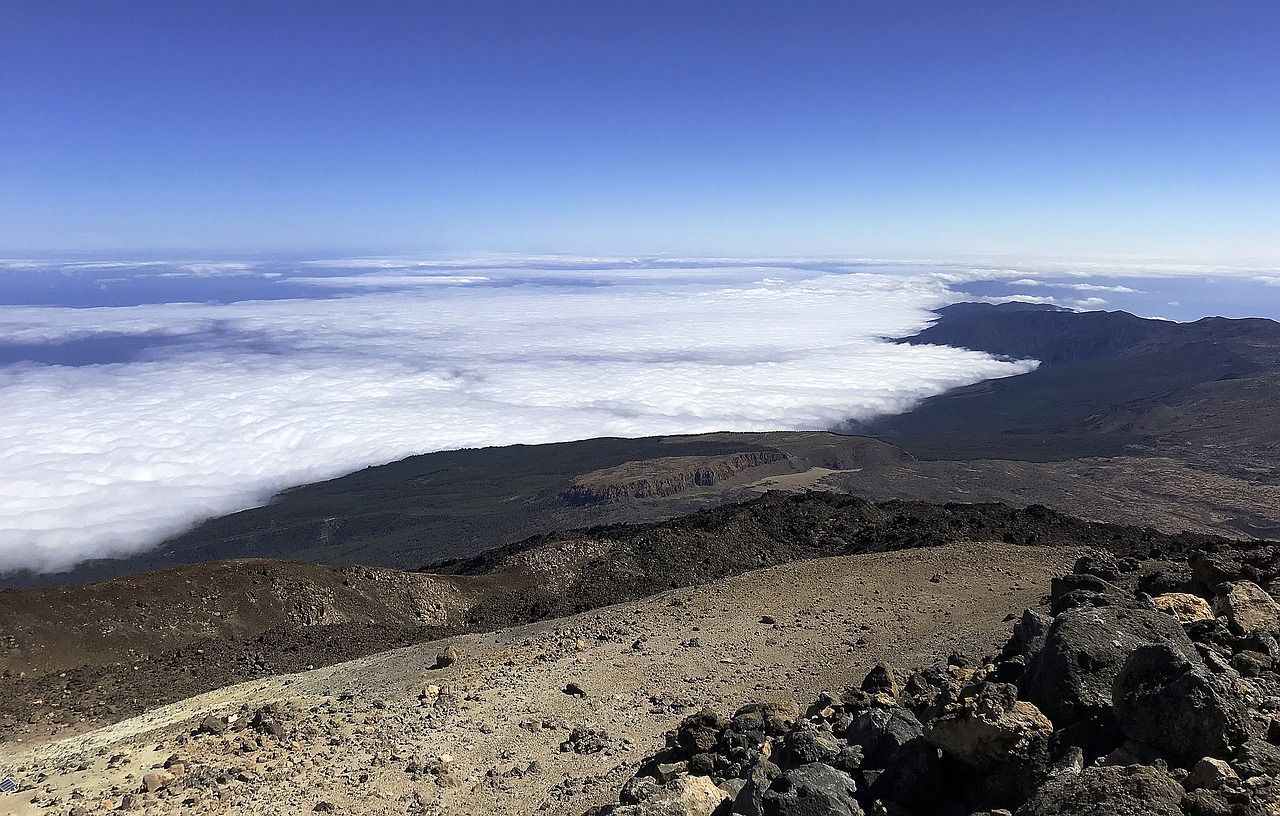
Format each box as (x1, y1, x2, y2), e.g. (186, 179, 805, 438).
(0, 541, 1083, 816)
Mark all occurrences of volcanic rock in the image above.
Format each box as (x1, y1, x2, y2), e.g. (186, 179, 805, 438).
(1152, 592, 1215, 624)
(760, 762, 861, 816)
(1111, 644, 1248, 764)
(843, 707, 923, 769)
(1214, 581, 1280, 636)
(613, 774, 728, 816)
(1015, 764, 1185, 816)
(1020, 603, 1197, 727)
(925, 682, 1053, 771)
(1184, 757, 1238, 791)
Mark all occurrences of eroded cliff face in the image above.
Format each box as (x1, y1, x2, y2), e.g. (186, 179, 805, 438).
(558, 451, 789, 505)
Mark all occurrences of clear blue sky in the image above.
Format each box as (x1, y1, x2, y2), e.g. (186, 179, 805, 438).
(2, 1, 1278, 259)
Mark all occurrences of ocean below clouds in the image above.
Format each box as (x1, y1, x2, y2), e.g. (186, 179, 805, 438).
(1, 254, 1273, 574)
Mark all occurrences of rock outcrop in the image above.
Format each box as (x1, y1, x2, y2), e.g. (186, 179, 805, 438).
(559, 452, 789, 504)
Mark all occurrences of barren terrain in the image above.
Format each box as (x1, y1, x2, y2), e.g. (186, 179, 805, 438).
(0, 541, 1081, 816)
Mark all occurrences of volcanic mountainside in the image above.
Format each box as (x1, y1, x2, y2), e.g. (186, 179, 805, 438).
(0, 492, 1233, 741)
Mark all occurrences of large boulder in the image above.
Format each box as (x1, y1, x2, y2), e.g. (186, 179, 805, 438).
(1231, 737, 1280, 779)
(1190, 551, 1246, 594)
(1015, 764, 1184, 816)
(759, 763, 861, 816)
(780, 723, 842, 766)
(925, 682, 1053, 807)
(1215, 581, 1280, 636)
(866, 738, 947, 812)
(1111, 644, 1248, 764)
(1020, 605, 1197, 727)
(842, 707, 922, 769)
(925, 682, 1053, 771)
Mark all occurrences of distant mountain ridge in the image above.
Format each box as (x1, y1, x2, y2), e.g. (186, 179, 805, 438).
(866, 301, 1280, 463)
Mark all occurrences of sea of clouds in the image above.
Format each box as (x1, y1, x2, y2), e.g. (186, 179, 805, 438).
(1, 255, 1275, 574)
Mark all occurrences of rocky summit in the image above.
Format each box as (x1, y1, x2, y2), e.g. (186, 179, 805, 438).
(591, 543, 1280, 816)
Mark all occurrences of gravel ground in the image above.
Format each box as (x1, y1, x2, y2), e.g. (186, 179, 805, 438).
(0, 541, 1085, 816)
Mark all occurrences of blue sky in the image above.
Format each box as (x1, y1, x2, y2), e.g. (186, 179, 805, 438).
(2, 1, 1278, 259)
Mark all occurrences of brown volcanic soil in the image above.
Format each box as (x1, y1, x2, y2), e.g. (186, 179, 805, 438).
(0, 492, 1231, 748)
(0, 541, 1083, 816)
(0, 560, 473, 678)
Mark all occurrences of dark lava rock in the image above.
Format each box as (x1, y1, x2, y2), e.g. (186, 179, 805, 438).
(1136, 560, 1193, 596)
(1002, 609, 1052, 662)
(843, 707, 923, 769)
(781, 723, 842, 766)
(1049, 573, 1127, 605)
(1047, 711, 1123, 766)
(1231, 737, 1280, 779)
(761, 763, 862, 816)
(674, 708, 727, 754)
(1190, 551, 1246, 594)
(1015, 764, 1184, 816)
(1112, 644, 1248, 764)
(1021, 604, 1197, 727)
(1073, 554, 1125, 582)
(732, 757, 782, 816)
(859, 664, 900, 699)
(867, 737, 947, 812)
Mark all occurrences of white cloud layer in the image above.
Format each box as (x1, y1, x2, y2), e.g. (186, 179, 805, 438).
(0, 264, 1038, 573)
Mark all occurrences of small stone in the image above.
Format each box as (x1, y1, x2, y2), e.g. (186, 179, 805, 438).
(1185, 757, 1238, 791)
(435, 644, 462, 668)
(141, 772, 172, 793)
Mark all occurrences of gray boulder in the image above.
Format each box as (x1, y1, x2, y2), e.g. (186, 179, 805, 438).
(925, 682, 1053, 771)
(842, 707, 923, 769)
(1021, 604, 1197, 727)
(781, 723, 842, 766)
(760, 763, 861, 816)
(1015, 764, 1184, 816)
(1231, 737, 1280, 779)
(613, 774, 730, 816)
(1215, 580, 1280, 636)
(1111, 644, 1248, 764)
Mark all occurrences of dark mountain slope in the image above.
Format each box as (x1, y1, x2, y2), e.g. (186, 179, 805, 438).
(905, 302, 1175, 365)
(863, 303, 1280, 462)
(2, 433, 904, 588)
